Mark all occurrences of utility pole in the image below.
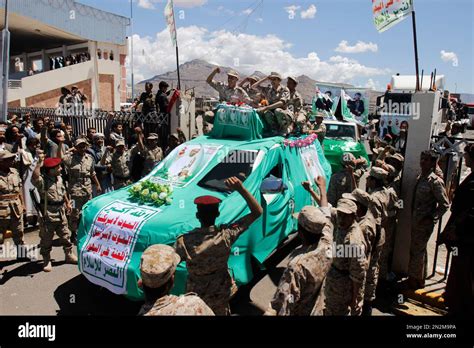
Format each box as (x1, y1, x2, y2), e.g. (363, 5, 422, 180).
(1, 0, 10, 122)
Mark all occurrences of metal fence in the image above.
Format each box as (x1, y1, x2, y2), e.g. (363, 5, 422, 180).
(7, 107, 171, 147)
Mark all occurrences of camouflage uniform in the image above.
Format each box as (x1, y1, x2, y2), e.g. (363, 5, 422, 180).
(111, 150, 132, 189)
(324, 199, 367, 316)
(0, 167, 24, 246)
(138, 244, 215, 316)
(286, 90, 307, 127)
(63, 152, 96, 236)
(175, 218, 252, 315)
(257, 84, 291, 134)
(32, 174, 73, 258)
(310, 122, 327, 144)
(140, 294, 215, 316)
(142, 146, 163, 176)
(207, 80, 250, 104)
(328, 168, 366, 207)
(268, 215, 333, 316)
(378, 186, 400, 281)
(409, 171, 449, 283)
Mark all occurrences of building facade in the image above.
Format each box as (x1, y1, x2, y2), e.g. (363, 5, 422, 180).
(1, 0, 130, 111)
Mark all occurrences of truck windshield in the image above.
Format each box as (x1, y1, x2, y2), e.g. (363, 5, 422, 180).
(198, 150, 258, 192)
(325, 124, 356, 140)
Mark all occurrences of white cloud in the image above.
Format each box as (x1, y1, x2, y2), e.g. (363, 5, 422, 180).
(301, 4, 317, 19)
(137, 0, 155, 10)
(364, 78, 382, 90)
(127, 26, 389, 85)
(255, 17, 263, 23)
(137, 0, 207, 10)
(335, 40, 378, 53)
(440, 50, 459, 67)
(284, 5, 300, 19)
(242, 8, 253, 15)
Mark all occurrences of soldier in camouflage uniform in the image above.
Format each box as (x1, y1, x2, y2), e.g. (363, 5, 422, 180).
(341, 191, 375, 314)
(61, 138, 101, 244)
(138, 244, 214, 316)
(175, 177, 263, 315)
(207, 67, 250, 104)
(239, 75, 261, 107)
(405, 151, 449, 289)
(32, 157, 77, 272)
(252, 72, 291, 135)
(328, 152, 368, 206)
(266, 176, 333, 316)
(285, 76, 307, 132)
(134, 128, 163, 176)
(307, 112, 327, 145)
(111, 139, 132, 189)
(0, 151, 26, 252)
(324, 198, 367, 316)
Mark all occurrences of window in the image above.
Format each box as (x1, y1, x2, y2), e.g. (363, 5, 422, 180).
(198, 150, 257, 192)
(325, 124, 356, 140)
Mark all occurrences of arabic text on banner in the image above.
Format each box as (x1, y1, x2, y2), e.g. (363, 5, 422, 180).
(373, 0, 413, 33)
(80, 201, 160, 294)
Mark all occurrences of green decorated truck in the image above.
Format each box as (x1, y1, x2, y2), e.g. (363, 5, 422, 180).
(77, 104, 332, 300)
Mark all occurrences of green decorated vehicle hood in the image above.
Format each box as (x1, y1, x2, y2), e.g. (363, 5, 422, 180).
(323, 138, 370, 173)
(77, 134, 332, 301)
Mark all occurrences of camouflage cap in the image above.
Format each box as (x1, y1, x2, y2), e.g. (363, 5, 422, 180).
(0, 150, 16, 160)
(248, 75, 260, 82)
(388, 153, 405, 164)
(336, 198, 358, 215)
(74, 138, 88, 147)
(315, 111, 326, 118)
(227, 70, 239, 79)
(147, 133, 159, 140)
(93, 132, 105, 140)
(287, 76, 299, 84)
(115, 139, 126, 147)
(350, 189, 371, 207)
(140, 244, 181, 289)
(341, 152, 356, 165)
(293, 206, 327, 235)
(269, 72, 282, 80)
(369, 166, 388, 181)
(384, 164, 396, 177)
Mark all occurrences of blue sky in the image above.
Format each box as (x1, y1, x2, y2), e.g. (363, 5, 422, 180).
(79, 0, 473, 93)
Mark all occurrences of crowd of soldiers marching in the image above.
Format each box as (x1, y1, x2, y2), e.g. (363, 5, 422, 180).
(0, 67, 472, 317)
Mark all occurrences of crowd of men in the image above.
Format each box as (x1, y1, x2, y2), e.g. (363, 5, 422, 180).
(0, 66, 472, 317)
(0, 113, 187, 271)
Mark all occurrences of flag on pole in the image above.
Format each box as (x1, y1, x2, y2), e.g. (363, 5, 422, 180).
(164, 0, 177, 46)
(373, 0, 413, 33)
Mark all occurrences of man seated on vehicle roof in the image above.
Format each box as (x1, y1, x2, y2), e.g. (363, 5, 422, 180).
(174, 176, 263, 316)
(251, 72, 292, 136)
(138, 244, 214, 316)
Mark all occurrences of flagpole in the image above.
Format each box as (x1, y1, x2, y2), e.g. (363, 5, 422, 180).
(130, 0, 135, 100)
(411, 9, 420, 91)
(172, 2, 181, 90)
(1, 0, 10, 122)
